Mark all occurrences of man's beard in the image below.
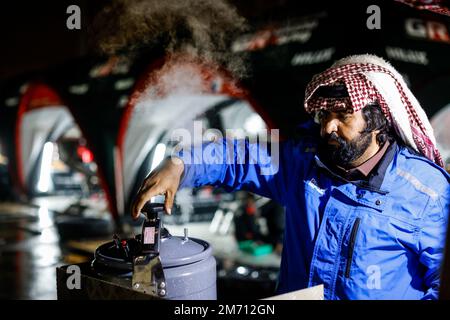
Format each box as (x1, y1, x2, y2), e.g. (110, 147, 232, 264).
(319, 131, 373, 168)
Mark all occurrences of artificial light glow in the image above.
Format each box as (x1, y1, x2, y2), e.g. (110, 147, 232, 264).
(37, 142, 54, 193)
(243, 114, 265, 135)
(150, 143, 167, 172)
(236, 266, 248, 275)
(38, 205, 52, 229)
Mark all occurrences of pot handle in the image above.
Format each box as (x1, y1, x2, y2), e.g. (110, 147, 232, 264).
(141, 202, 165, 220)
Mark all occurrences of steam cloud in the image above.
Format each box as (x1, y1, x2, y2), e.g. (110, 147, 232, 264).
(91, 0, 249, 78)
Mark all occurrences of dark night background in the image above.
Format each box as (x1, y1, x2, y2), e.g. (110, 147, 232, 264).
(0, 0, 342, 81)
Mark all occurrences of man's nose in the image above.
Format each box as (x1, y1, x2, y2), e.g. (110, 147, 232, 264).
(321, 118, 339, 137)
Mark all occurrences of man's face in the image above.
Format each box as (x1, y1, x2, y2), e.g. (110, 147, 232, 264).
(317, 108, 374, 168)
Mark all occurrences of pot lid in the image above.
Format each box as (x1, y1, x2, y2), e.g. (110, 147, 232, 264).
(92, 228, 212, 274)
(160, 234, 211, 268)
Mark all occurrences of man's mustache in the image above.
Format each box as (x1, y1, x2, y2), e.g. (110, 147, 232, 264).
(325, 132, 346, 146)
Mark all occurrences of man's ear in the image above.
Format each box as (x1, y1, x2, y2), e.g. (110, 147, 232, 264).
(372, 130, 381, 145)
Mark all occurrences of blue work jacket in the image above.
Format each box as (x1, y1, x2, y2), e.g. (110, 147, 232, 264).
(177, 130, 450, 300)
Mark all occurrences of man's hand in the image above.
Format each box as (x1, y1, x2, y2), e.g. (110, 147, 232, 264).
(131, 157, 184, 220)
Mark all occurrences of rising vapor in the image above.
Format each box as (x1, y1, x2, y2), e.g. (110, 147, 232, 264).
(91, 0, 249, 78)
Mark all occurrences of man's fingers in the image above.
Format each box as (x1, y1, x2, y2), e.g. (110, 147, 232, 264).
(164, 189, 175, 215)
(132, 184, 161, 219)
(132, 196, 147, 220)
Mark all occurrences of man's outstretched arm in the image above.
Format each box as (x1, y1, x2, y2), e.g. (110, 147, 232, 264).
(131, 138, 295, 219)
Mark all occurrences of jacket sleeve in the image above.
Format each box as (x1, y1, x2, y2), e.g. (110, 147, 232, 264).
(418, 193, 450, 300)
(175, 138, 300, 206)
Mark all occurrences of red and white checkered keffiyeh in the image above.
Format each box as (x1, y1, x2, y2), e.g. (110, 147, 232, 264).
(304, 54, 444, 168)
(395, 0, 450, 17)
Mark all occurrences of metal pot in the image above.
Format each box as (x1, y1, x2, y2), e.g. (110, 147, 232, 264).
(92, 203, 216, 300)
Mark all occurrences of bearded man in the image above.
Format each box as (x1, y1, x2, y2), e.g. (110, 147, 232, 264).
(132, 55, 450, 300)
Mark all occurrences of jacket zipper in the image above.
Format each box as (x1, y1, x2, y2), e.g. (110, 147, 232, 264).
(345, 217, 361, 278)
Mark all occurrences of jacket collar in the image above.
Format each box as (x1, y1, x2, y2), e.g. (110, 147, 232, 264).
(314, 140, 398, 194)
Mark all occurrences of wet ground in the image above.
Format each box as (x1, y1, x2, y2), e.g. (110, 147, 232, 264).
(0, 202, 64, 299)
(0, 196, 109, 300)
(0, 197, 280, 300)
